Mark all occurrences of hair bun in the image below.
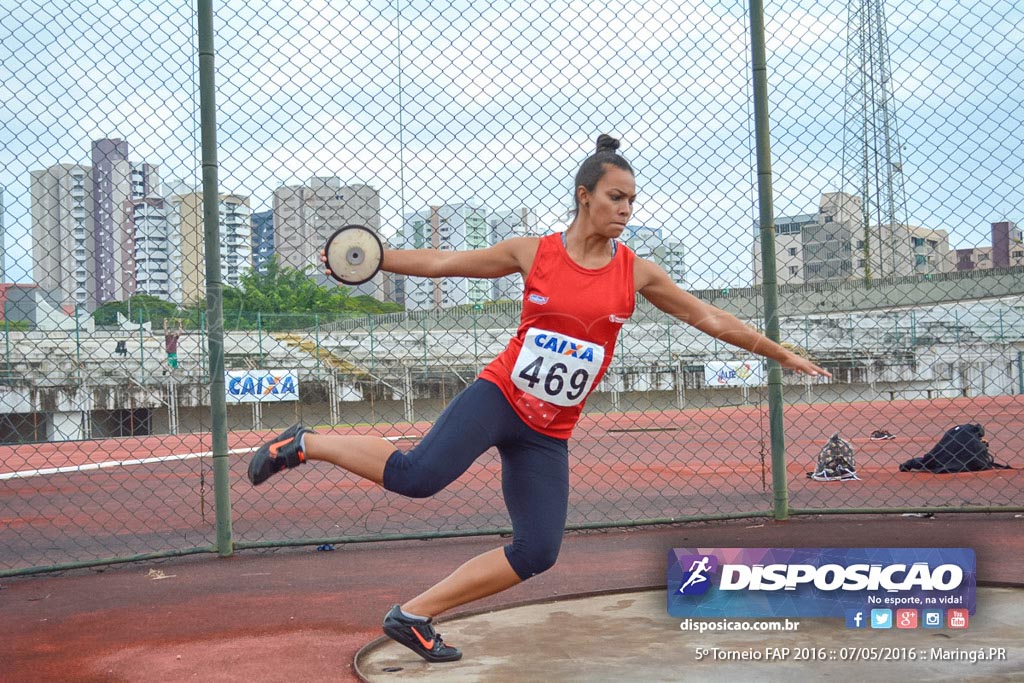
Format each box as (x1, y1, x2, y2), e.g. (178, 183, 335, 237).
(595, 134, 620, 154)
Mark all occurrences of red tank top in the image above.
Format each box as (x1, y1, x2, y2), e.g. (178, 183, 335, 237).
(479, 233, 636, 438)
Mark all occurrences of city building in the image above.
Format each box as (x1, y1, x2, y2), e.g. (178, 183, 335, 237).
(30, 140, 161, 310)
(125, 197, 181, 304)
(621, 225, 663, 255)
(802, 191, 867, 282)
(953, 222, 1022, 272)
(401, 202, 490, 310)
(752, 213, 816, 285)
(31, 163, 94, 309)
(90, 139, 160, 306)
(489, 207, 538, 301)
(955, 246, 992, 271)
(754, 192, 951, 285)
(648, 239, 687, 285)
(622, 225, 687, 285)
(251, 209, 274, 274)
(992, 220, 1024, 268)
(273, 178, 382, 296)
(906, 225, 952, 275)
(173, 191, 252, 302)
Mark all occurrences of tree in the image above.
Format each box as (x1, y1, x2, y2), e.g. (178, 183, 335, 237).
(183, 258, 402, 330)
(92, 294, 179, 327)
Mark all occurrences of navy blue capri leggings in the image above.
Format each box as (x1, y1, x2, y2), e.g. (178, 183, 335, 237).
(382, 379, 569, 581)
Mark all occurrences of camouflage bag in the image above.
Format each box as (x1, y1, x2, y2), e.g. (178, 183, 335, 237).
(807, 433, 859, 481)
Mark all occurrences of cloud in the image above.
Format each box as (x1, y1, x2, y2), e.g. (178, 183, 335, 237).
(1, 0, 1020, 285)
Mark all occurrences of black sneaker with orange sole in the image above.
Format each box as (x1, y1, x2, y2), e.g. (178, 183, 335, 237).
(382, 604, 462, 662)
(247, 424, 313, 485)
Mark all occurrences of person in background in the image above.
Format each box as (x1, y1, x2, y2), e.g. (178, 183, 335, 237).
(163, 319, 182, 369)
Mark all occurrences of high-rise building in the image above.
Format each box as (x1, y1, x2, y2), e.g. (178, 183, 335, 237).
(802, 192, 863, 282)
(752, 213, 816, 285)
(251, 209, 274, 274)
(648, 239, 687, 285)
(621, 225, 662, 256)
(31, 163, 93, 308)
(90, 139, 160, 307)
(173, 191, 252, 302)
(401, 202, 490, 310)
(273, 178, 382, 296)
(31, 140, 161, 310)
(906, 225, 951, 275)
(621, 225, 687, 285)
(221, 197, 252, 289)
(954, 221, 1023, 272)
(754, 192, 945, 285)
(488, 207, 537, 301)
(126, 197, 181, 304)
(991, 221, 1023, 268)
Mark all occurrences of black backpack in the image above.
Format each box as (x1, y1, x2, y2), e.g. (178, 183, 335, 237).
(899, 424, 1012, 473)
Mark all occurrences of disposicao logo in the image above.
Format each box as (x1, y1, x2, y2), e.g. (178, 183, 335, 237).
(667, 548, 975, 619)
(675, 555, 718, 596)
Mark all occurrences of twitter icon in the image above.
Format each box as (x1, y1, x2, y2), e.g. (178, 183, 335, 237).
(870, 609, 893, 629)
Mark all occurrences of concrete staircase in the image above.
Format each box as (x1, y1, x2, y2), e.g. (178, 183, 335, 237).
(272, 333, 368, 376)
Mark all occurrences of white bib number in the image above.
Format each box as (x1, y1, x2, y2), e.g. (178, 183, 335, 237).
(511, 327, 604, 407)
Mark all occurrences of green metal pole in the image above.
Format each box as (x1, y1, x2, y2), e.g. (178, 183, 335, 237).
(257, 311, 263, 366)
(197, 0, 232, 558)
(139, 310, 145, 385)
(4, 316, 10, 380)
(74, 306, 81, 369)
(200, 310, 207, 381)
(368, 314, 375, 378)
(748, 0, 788, 520)
(472, 306, 479, 366)
(315, 313, 321, 369)
(1018, 351, 1023, 395)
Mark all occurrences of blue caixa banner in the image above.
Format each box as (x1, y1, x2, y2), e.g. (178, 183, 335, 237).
(667, 548, 975, 618)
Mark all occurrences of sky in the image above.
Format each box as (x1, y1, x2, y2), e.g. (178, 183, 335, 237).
(1, 0, 1021, 288)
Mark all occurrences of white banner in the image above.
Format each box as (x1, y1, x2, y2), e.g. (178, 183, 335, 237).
(225, 370, 300, 403)
(704, 360, 765, 387)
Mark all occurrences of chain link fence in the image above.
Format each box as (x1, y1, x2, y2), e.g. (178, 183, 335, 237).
(1, 0, 1021, 575)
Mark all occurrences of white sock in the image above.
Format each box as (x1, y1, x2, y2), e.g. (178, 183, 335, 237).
(299, 433, 308, 452)
(400, 608, 429, 622)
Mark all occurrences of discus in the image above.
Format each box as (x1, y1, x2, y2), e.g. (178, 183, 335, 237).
(323, 225, 384, 286)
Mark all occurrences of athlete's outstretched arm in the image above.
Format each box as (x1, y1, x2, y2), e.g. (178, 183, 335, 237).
(635, 259, 831, 378)
(323, 237, 538, 281)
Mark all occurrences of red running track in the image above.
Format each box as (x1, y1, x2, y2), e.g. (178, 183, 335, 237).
(1, 396, 1021, 573)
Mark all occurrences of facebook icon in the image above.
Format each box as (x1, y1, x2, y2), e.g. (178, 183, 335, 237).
(845, 609, 867, 629)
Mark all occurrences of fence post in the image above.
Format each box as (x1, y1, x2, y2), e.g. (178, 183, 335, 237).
(3, 316, 9, 380)
(138, 310, 145, 385)
(368, 314, 375, 379)
(1018, 351, 1023, 395)
(197, 0, 233, 558)
(315, 313, 321, 369)
(257, 311, 264, 366)
(748, 0, 788, 520)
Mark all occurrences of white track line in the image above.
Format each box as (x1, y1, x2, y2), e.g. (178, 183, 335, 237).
(0, 447, 258, 481)
(0, 435, 416, 481)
